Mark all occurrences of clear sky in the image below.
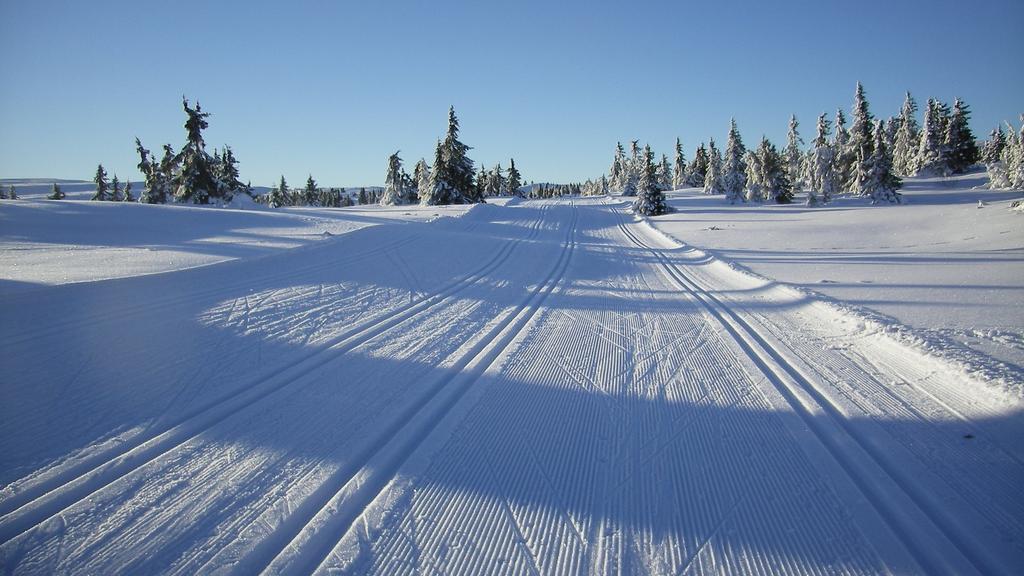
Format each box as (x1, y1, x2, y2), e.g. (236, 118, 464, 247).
(1, 0, 1021, 187)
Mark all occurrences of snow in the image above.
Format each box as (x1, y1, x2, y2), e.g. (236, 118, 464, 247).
(1, 182, 1022, 574)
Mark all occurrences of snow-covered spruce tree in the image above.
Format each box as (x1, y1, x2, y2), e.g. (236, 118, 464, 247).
(216, 146, 244, 201)
(492, 163, 507, 196)
(414, 157, 431, 203)
(357, 187, 368, 205)
(784, 115, 805, 192)
(268, 175, 288, 208)
(135, 138, 165, 204)
(619, 140, 640, 197)
(302, 175, 318, 206)
(507, 158, 523, 197)
(861, 120, 903, 204)
(892, 92, 920, 176)
(703, 139, 723, 195)
(380, 151, 405, 206)
(609, 142, 626, 193)
(422, 141, 454, 205)
(743, 149, 764, 202)
(832, 108, 854, 192)
(122, 180, 133, 202)
(111, 175, 122, 202)
(92, 164, 110, 201)
(761, 138, 793, 203)
(672, 138, 687, 190)
(1000, 118, 1024, 190)
(687, 143, 708, 187)
(917, 98, 948, 176)
(722, 119, 747, 203)
(884, 117, 900, 156)
(808, 113, 839, 205)
(944, 98, 980, 174)
(440, 106, 477, 203)
(48, 183, 64, 200)
(983, 126, 1008, 188)
(173, 99, 220, 204)
(634, 145, 668, 216)
(657, 154, 672, 190)
(849, 82, 875, 195)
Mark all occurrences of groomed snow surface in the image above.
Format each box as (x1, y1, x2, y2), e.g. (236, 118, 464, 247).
(0, 176, 1022, 575)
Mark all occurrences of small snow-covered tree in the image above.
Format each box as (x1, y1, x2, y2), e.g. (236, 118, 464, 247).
(743, 149, 764, 202)
(722, 119, 747, 203)
(216, 146, 243, 201)
(832, 109, 854, 192)
(784, 115, 805, 192)
(173, 98, 220, 204)
(634, 145, 668, 216)
(92, 164, 110, 201)
(111, 174, 122, 202)
(703, 139, 723, 195)
(380, 151, 405, 206)
(609, 142, 627, 193)
(422, 142, 454, 205)
(268, 175, 288, 208)
(413, 158, 430, 203)
(656, 154, 672, 190)
(849, 82, 875, 192)
(441, 106, 477, 203)
(672, 138, 687, 190)
(917, 98, 949, 175)
(48, 183, 64, 200)
(507, 158, 523, 197)
(892, 92, 920, 176)
(122, 180, 134, 202)
(746, 137, 792, 204)
(687, 143, 708, 187)
(861, 120, 903, 204)
(808, 113, 839, 205)
(944, 98, 980, 174)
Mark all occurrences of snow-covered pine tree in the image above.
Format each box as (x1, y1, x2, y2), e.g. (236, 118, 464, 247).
(849, 82, 875, 195)
(268, 175, 288, 208)
(784, 115, 805, 192)
(657, 154, 672, 190)
(761, 137, 793, 203)
(743, 149, 764, 202)
(884, 117, 900, 156)
(216, 146, 243, 201)
(173, 99, 220, 204)
(507, 158, 523, 197)
(357, 187, 368, 205)
(687, 143, 708, 187)
(917, 98, 948, 175)
(48, 183, 64, 200)
(413, 158, 430, 203)
(135, 138, 162, 204)
(422, 141, 454, 205)
(892, 92, 920, 176)
(832, 108, 854, 192)
(609, 142, 626, 193)
(122, 180, 133, 202)
(704, 139, 723, 195)
(634, 145, 668, 216)
(490, 163, 506, 196)
(301, 175, 318, 206)
(111, 174, 122, 202)
(944, 98, 980, 174)
(722, 119, 747, 203)
(982, 126, 1006, 166)
(159, 144, 178, 195)
(808, 113, 838, 205)
(440, 106, 477, 203)
(92, 164, 110, 201)
(620, 140, 641, 197)
(862, 120, 903, 204)
(380, 151, 405, 206)
(1001, 118, 1024, 190)
(672, 138, 687, 190)
(476, 165, 488, 198)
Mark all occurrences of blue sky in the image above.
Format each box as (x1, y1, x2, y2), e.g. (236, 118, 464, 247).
(1, 0, 1021, 187)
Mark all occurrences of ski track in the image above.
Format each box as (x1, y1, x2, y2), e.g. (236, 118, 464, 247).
(2, 199, 1021, 575)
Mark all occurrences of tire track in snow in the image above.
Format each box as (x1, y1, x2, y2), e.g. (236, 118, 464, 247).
(612, 205, 989, 575)
(0, 205, 551, 546)
(225, 202, 578, 576)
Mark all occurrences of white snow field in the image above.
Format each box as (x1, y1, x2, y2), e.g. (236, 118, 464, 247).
(1, 189, 1022, 575)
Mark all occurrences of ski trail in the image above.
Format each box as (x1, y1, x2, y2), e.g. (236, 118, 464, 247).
(0, 207, 550, 545)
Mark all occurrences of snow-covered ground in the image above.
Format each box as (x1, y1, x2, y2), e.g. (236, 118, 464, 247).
(651, 172, 1024, 392)
(0, 183, 1022, 575)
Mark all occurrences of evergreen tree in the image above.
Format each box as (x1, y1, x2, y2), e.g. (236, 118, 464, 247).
(982, 126, 1006, 166)
(687, 143, 708, 187)
(476, 165, 488, 198)
(507, 158, 523, 197)
(173, 98, 220, 203)
(917, 98, 948, 175)
(722, 119, 747, 203)
(609, 142, 626, 193)
(414, 158, 430, 203)
(487, 163, 505, 197)
(944, 98, 980, 174)
(672, 138, 688, 190)
(832, 108, 854, 192)
(861, 120, 903, 203)
(703, 139, 723, 195)
(892, 92, 920, 176)
(784, 115, 805, 191)
(135, 138, 165, 204)
(624, 140, 641, 195)
(999, 118, 1024, 190)
(111, 174, 121, 202)
(849, 82, 875, 191)
(303, 175, 318, 206)
(268, 175, 288, 208)
(92, 164, 110, 201)
(633, 145, 668, 216)
(122, 180, 134, 202)
(657, 154, 672, 190)
(808, 113, 839, 205)
(216, 146, 243, 201)
(380, 151, 405, 205)
(422, 141, 453, 205)
(743, 149, 764, 202)
(358, 187, 368, 205)
(7, 185, 16, 200)
(760, 137, 793, 203)
(440, 106, 477, 203)
(48, 183, 64, 200)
